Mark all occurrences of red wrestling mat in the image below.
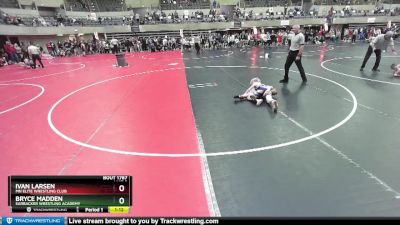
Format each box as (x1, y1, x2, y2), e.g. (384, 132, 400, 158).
(0, 51, 211, 216)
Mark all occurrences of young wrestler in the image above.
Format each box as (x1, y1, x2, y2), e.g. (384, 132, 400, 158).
(234, 77, 278, 113)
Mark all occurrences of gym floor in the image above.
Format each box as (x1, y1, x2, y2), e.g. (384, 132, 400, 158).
(1, 41, 400, 217)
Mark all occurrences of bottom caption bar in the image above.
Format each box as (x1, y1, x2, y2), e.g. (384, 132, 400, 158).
(1, 218, 221, 225)
(2, 217, 390, 225)
(68, 218, 221, 225)
(11, 207, 129, 213)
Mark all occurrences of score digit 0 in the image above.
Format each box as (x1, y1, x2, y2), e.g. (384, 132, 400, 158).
(119, 197, 125, 205)
(119, 185, 125, 192)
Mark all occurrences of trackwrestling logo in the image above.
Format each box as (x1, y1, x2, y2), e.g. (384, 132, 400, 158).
(1, 217, 64, 225)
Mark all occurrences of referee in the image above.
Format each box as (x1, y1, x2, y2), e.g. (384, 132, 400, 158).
(360, 31, 396, 72)
(194, 35, 201, 55)
(28, 43, 44, 69)
(280, 25, 307, 83)
(110, 37, 119, 54)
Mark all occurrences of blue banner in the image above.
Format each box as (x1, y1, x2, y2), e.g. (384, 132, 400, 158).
(2, 217, 64, 225)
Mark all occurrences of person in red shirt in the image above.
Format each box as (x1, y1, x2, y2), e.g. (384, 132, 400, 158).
(348, 29, 353, 43)
(319, 28, 325, 44)
(368, 27, 375, 40)
(3, 41, 18, 63)
(46, 41, 55, 56)
(254, 32, 261, 46)
(277, 31, 282, 46)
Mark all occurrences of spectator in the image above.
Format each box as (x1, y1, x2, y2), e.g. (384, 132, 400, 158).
(47, 41, 56, 56)
(4, 41, 18, 63)
(14, 43, 22, 61)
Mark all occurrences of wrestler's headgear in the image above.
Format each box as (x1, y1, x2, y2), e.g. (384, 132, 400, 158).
(250, 77, 261, 85)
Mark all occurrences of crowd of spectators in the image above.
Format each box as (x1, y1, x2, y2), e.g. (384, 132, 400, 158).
(139, 8, 227, 24)
(0, 10, 132, 27)
(233, 5, 310, 20)
(2, 5, 400, 28)
(0, 36, 183, 67)
(64, 0, 126, 12)
(1, 41, 35, 67)
(160, 0, 210, 10)
(2, 24, 397, 68)
(0, 9, 23, 25)
(313, 0, 370, 5)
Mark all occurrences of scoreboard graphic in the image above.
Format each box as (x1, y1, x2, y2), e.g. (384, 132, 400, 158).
(8, 176, 132, 213)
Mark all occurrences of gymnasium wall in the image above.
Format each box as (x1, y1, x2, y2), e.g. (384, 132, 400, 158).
(125, 0, 159, 9)
(18, 0, 64, 8)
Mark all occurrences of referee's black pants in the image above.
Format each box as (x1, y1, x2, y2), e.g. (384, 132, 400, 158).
(112, 45, 119, 54)
(195, 43, 200, 54)
(283, 50, 306, 81)
(361, 46, 381, 70)
(32, 54, 44, 68)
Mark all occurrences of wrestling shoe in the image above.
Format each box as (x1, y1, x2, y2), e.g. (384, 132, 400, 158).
(279, 79, 289, 83)
(271, 100, 278, 113)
